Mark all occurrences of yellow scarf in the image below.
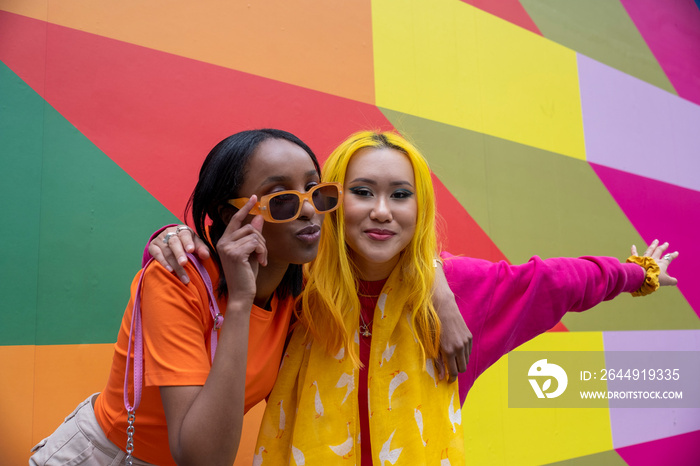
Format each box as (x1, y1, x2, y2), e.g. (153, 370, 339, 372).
(255, 268, 465, 465)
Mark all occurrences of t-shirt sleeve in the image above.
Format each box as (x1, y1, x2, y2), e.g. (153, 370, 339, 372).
(139, 260, 213, 387)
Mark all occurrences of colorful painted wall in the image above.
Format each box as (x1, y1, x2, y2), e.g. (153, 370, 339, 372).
(1, 1, 699, 464)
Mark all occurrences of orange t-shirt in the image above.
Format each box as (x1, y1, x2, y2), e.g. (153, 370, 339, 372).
(94, 258, 293, 465)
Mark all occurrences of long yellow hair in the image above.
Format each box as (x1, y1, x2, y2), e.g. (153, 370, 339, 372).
(298, 131, 440, 367)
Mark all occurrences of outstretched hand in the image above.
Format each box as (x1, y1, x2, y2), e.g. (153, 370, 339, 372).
(631, 239, 679, 287)
(149, 226, 211, 284)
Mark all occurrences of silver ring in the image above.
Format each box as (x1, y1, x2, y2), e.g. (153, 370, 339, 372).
(176, 226, 192, 234)
(663, 253, 673, 261)
(163, 232, 178, 244)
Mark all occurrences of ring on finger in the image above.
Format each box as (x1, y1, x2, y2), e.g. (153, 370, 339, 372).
(176, 226, 192, 235)
(163, 232, 178, 244)
(663, 253, 673, 261)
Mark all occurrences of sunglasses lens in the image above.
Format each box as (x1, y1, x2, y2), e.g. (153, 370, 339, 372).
(312, 185, 340, 212)
(268, 193, 300, 221)
(264, 184, 339, 222)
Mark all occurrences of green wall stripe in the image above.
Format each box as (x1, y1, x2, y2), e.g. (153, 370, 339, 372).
(0, 63, 179, 346)
(520, 0, 676, 95)
(543, 449, 628, 466)
(0, 62, 43, 345)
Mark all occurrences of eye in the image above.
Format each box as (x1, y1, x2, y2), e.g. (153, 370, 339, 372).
(392, 189, 414, 199)
(305, 181, 319, 192)
(271, 192, 297, 202)
(349, 186, 373, 197)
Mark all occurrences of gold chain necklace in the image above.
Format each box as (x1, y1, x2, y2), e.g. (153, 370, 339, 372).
(359, 311, 373, 337)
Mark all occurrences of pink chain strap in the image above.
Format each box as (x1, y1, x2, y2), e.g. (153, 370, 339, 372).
(123, 253, 222, 417)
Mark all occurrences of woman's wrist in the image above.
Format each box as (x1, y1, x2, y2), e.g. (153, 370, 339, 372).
(625, 255, 660, 297)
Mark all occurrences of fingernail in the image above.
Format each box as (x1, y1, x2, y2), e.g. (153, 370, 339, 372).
(165, 266, 173, 272)
(178, 256, 187, 265)
(180, 275, 190, 284)
(186, 244, 194, 252)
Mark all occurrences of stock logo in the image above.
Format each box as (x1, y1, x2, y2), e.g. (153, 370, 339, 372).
(528, 359, 568, 399)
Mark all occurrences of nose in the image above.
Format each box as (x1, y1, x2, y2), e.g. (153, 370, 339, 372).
(297, 197, 316, 220)
(369, 196, 392, 222)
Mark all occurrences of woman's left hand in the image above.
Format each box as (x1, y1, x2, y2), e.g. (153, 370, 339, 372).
(433, 262, 473, 383)
(632, 239, 679, 286)
(149, 225, 210, 284)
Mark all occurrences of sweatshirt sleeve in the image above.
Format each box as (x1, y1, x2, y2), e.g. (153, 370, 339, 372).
(443, 254, 645, 401)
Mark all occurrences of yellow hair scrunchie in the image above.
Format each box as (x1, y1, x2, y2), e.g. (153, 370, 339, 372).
(626, 255, 660, 297)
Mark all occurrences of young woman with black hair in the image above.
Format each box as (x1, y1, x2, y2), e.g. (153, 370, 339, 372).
(29, 129, 340, 466)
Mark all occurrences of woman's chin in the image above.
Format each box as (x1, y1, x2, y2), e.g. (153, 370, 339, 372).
(291, 246, 320, 265)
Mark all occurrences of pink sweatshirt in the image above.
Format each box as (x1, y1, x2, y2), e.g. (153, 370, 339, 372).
(443, 254, 646, 404)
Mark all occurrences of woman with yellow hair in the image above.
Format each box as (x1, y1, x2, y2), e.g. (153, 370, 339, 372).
(152, 130, 676, 464)
(250, 131, 677, 465)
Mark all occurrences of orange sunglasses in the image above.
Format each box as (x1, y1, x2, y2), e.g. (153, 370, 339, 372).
(228, 182, 343, 223)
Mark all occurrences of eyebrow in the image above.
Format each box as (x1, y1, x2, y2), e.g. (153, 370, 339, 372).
(348, 177, 414, 188)
(261, 169, 319, 185)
